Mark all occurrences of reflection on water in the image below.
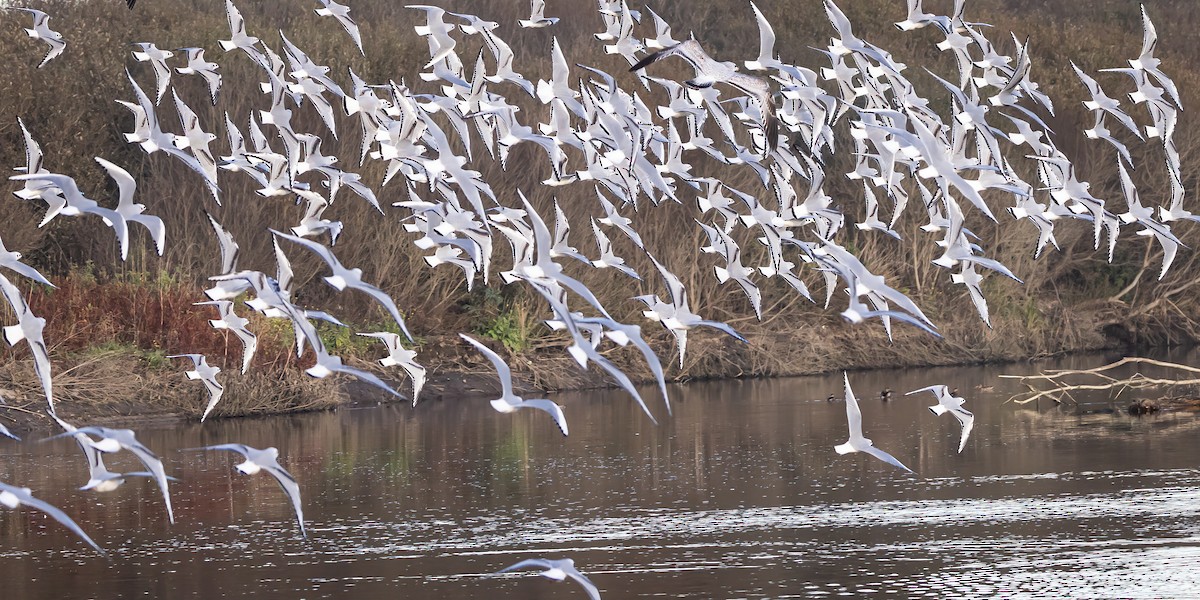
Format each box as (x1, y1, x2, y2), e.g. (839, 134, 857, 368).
(3, 353, 1200, 598)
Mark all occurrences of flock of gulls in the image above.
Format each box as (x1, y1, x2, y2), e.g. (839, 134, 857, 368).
(0, 0, 1190, 595)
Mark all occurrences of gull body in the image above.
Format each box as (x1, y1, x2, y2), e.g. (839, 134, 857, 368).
(358, 332, 426, 405)
(168, 353, 224, 421)
(460, 334, 568, 436)
(906, 384, 974, 452)
(498, 558, 600, 600)
(131, 42, 174, 104)
(189, 444, 306, 537)
(13, 8, 65, 68)
(835, 373, 913, 472)
(519, 0, 558, 28)
(175, 47, 222, 105)
(0, 274, 54, 411)
(50, 413, 171, 493)
(45, 426, 175, 523)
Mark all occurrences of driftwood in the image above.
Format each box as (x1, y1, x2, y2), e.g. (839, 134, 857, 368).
(1000, 357, 1200, 405)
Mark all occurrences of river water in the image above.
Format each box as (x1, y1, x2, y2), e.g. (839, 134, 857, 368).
(3, 353, 1200, 598)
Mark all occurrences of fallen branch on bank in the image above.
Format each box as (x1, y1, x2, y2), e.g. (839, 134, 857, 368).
(1000, 357, 1200, 405)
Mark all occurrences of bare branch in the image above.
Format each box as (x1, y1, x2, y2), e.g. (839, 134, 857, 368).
(1002, 357, 1200, 405)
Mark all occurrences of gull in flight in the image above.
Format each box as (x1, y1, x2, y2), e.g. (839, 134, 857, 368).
(168, 353, 224, 421)
(0, 274, 54, 412)
(497, 557, 600, 600)
(1116, 162, 1182, 280)
(203, 212, 248, 301)
(175, 47, 222, 105)
(0, 481, 104, 555)
(588, 218, 639, 279)
(835, 373, 913, 473)
(519, 0, 558, 28)
(407, 5, 459, 70)
(358, 332, 426, 405)
(460, 334, 568, 436)
(895, 0, 952, 32)
(271, 230, 414, 341)
(314, 0, 363, 55)
(906, 384, 974, 453)
(186, 444, 306, 538)
(131, 43, 174, 105)
(116, 68, 176, 156)
(642, 6, 678, 51)
(631, 38, 779, 151)
(95, 157, 166, 256)
(195, 300, 257, 374)
(44, 426, 175, 523)
(171, 89, 221, 193)
(307, 344, 405, 399)
(12, 8, 65, 68)
(11, 172, 129, 261)
(0, 422, 17, 441)
(1101, 4, 1182, 109)
(219, 0, 263, 65)
(50, 412, 176, 492)
(635, 253, 747, 368)
(12, 117, 68, 223)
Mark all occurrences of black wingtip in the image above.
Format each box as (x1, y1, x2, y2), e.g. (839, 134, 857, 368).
(630, 50, 660, 72)
(126, 0, 136, 8)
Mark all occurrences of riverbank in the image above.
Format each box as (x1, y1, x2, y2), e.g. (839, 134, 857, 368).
(1, 293, 1191, 437)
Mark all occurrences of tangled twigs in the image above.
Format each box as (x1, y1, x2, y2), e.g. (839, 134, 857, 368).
(1001, 357, 1200, 405)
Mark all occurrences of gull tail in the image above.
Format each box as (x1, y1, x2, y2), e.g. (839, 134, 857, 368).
(3, 325, 25, 346)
